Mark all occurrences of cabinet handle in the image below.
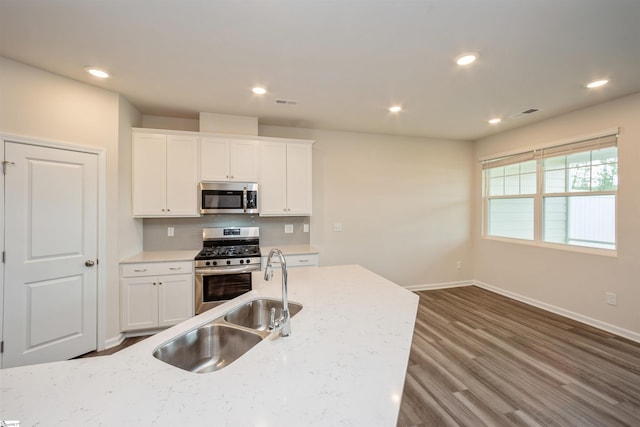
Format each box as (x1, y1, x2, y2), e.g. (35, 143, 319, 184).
(134, 269, 147, 272)
(159, 282, 163, 285)
(299, 259, 309, 263)
(153, 282, 157, 286)
(161, 209, 165, 212)
(169, 267, 182, 270)
(167, 209, 171, 212)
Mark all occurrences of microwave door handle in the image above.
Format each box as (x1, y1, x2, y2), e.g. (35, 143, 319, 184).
(242, 187, 248, 213)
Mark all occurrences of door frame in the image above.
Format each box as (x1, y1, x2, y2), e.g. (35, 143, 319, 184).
(0, 133, 107, 360)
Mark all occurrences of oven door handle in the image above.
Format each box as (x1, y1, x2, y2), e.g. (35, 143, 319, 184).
(195, 265, 259, 275)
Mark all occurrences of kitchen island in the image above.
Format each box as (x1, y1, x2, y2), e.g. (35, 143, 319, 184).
(0, 265, 418, 426)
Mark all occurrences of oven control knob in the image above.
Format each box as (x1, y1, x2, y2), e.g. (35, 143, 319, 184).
(205, 261, 210, 266)
(246, 259, 251, 264)
(212, 261, 217, 266)
(226, 260, 231, 265)
(240, 259, 244, 264)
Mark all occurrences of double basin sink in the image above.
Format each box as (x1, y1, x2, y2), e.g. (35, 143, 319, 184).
(152, 298, 302, 374)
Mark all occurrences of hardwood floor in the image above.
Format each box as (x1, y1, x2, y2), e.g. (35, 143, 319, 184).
(397, 286, 640, 427)
(74, 335, 150, 358)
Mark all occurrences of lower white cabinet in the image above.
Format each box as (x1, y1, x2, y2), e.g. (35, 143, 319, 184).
(120, 261, 194, 331)
(261, 253, 319, 270)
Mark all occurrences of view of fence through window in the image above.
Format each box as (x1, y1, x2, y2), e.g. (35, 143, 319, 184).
(483, 133, 618, 251)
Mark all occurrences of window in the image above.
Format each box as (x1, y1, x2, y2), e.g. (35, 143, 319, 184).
(482, 132, 618, 251)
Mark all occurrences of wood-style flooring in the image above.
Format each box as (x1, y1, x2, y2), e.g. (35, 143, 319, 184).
(397, 286, 640, 427)
(74, 335, 149, 358)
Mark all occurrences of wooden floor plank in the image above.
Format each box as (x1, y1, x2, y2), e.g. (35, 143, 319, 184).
(397, 286, 640, 427)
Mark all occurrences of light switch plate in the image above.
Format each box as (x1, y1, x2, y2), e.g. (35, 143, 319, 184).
(284, 224, 294, 234)
(303, 224, 309, 233)
(333, 223, 343, 232)
(167, 227, 174, 237)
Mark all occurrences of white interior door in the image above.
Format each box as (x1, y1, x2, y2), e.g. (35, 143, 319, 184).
(3, 141, 98, 368)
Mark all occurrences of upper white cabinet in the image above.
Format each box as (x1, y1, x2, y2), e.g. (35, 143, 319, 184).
(260, 140, 313, 216)
(132, 131, 199, 217)
(200, 137, 259, 182)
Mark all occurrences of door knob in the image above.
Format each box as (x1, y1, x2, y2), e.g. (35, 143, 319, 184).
(85, 260, 95, 267)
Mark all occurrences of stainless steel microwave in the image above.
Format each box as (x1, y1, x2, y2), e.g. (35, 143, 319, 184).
(199, 182, 258, 214)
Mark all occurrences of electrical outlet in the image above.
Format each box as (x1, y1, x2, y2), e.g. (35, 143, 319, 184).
(456, 261, 462, 269)
(333, 223, 343, 232)
(606, 292, 617, 306)
(284, 224, 294, 234)
(167, 227, 174, 237)
(303, 224, 309, 233)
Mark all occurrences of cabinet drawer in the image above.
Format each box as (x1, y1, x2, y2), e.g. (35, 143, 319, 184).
(286, 254, 319, 267)
(261, 253, 319, 269)
(121, 261, 194, 278)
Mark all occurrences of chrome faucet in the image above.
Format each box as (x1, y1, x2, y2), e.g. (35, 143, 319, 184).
(264, 248, 291, 337)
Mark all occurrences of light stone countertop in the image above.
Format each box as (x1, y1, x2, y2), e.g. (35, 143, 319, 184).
(260, 244, 319, 256)
(119, 250, 200, 264)
(0, 265, 418, 426)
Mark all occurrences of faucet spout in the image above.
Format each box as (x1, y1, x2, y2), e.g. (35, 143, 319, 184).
(264, 248, 291, 337)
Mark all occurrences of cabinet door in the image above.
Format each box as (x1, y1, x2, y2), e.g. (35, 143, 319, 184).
(121, 277, 159, 331)
(132, 133, 166, 216)
(158, 274, 194, 327)
(229, 140, 259, 182)
(259, 142, 288, 215)
(286, 143, 313, 215)
(166, 135, 199, 216)
(200, 137, 230, 181)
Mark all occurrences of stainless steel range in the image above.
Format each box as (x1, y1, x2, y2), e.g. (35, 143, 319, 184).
(194, 227, 261, 314)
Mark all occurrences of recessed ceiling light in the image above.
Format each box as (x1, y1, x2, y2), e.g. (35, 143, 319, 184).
(488, 118, 502, 125)
(586, 79, 609, 89)
(389, 105, 402, 113)
(456, 53, 478, 66)
(85, 67, 109, 79)
(252, 87, 267, 95)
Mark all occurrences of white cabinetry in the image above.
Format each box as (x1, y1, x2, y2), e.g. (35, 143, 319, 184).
(132, 131, 199, 217)
(259, 140, 313, 216)
(261, 253, 319, 270)
(200, 137, 259, 182)
(120, 261, 194, 331)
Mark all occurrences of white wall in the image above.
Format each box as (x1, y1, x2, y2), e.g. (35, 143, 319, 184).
(473, 92, 640, 337)
(260, 125, 474, 286)
(0, 56, 141, 343)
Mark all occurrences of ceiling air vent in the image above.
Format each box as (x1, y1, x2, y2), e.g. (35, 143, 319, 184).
(274, 98, 298, 106)
(510, 108, 540, 119)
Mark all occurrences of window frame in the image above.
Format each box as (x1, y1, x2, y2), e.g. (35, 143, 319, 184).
(481, 130, 619, 256)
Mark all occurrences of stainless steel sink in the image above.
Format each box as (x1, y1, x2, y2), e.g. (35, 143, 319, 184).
(153, 298, 304, 373)
(152, 323, 263, 373)
(224, 298, 303, 331)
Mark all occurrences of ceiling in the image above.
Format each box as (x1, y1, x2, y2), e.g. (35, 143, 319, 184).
(2, 0, 640, 141)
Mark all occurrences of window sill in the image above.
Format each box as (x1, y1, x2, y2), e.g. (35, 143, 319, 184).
(481, 235, 618, 257)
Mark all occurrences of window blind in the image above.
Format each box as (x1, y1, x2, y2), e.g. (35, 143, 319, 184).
(482, 131, 618, 169)
(540, 133, 617, 159)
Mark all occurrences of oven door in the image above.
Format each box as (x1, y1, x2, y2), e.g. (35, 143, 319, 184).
(194, 265, 255, 314)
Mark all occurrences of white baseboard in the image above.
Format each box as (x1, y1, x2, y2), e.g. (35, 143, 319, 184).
(472, 280, 640, 344)
(104, 333, 126, 350)
(104, 329, 162, 350)
(404, 281, 473, 292)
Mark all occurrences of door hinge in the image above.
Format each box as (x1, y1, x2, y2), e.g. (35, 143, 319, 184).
(1, 341, 4, 353)
(2, 160, 15, 175)
(2, 251, 4, 263)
